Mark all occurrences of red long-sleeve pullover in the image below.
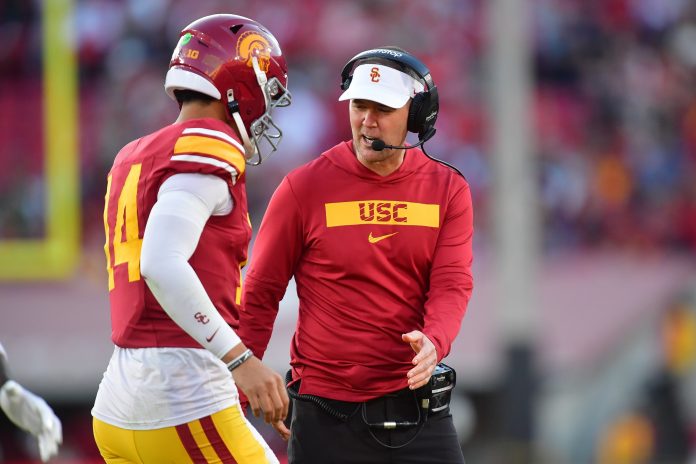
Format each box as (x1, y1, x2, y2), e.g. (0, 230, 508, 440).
(240, 141, 473, 402)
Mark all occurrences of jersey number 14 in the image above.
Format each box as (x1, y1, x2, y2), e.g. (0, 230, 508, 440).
(103, 164, 143, 291)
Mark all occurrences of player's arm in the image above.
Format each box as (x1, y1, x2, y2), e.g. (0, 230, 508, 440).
(0, 342, 62, 462)
(140, 173, 287, 424)
(405, 181, 474, 389)
(239, 176, 305, 360)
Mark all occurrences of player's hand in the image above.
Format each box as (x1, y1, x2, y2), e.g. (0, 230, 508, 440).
(0, 380, 62, 462)
(237, 390, 250, 415)
(231, 357, 289, 424)
(402, 330, 438, 390)
(272, 418, 291, 441)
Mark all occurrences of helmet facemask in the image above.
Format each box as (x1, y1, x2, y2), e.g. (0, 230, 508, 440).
(248, 76, 292, 165)
(229, 56, 292, 166)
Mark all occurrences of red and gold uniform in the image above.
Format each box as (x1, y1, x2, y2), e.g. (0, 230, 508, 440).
(103, 118, 249, 347)
(240, 140, 473, 402)
(94, 13, 289, 464)
(94, 118, 277, 463)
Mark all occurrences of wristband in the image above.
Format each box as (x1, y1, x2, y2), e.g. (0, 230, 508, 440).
(226, 349, 253, 372)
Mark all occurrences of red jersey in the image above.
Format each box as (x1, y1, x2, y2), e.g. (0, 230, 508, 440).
(240, 141, 473, 402)
(103, 118, 251, 348)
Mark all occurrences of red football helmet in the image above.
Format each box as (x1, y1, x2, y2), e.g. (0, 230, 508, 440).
(165, 14, 291, 164)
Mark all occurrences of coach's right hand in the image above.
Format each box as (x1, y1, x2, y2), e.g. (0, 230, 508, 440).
(231, 356, 289, 425)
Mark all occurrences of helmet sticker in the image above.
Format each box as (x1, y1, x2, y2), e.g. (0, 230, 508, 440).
(236, 31, 271, 72)
(171, 32, 194, 60)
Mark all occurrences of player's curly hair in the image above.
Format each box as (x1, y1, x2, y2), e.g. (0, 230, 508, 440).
(173, 89, 216, 105)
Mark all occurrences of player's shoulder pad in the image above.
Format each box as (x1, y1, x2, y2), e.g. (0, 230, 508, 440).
(171, 126, 247, 176)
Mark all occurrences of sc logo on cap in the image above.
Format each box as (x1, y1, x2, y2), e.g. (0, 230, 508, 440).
(370, 67, 380, 83)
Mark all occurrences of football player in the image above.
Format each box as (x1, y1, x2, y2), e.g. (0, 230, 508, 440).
(92, 14, 291, 463)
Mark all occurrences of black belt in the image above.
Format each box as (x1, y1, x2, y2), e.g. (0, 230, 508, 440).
(286, 366, 455, 450)
(285, 370, 359, 421)
(285, 370, 451, 426)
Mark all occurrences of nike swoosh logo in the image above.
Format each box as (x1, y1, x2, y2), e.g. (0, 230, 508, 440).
(368, 232, 399, 244)
(205, 327, 220, 343)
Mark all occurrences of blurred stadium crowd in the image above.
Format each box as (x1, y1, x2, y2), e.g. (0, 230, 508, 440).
(1, 0, 696, 254)
(1, 0, 696, 462)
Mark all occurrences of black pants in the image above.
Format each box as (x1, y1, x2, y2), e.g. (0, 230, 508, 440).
(287, 388, 465, 464)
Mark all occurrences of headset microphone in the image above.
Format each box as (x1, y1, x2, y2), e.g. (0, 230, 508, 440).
(370, 128, 436, 151)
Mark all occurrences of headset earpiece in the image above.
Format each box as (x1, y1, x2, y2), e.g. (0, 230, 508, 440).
(339, 48, 439, 140)
(341, 76, 352, 91)
(407, 90, 431, 134)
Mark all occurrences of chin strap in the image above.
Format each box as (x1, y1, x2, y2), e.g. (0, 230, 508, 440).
(251, 56, 270, 109)
(227, 89, 256, 159)
(226, 56, 290, 165)
(226, 56, 270, 162)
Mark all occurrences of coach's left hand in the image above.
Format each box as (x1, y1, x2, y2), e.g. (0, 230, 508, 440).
(402, 331, 438, 390)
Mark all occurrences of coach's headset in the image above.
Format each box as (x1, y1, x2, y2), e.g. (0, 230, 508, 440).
(340, 48, 439, 145)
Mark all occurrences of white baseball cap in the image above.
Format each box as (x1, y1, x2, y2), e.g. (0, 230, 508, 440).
(338, 63, 425, 109)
